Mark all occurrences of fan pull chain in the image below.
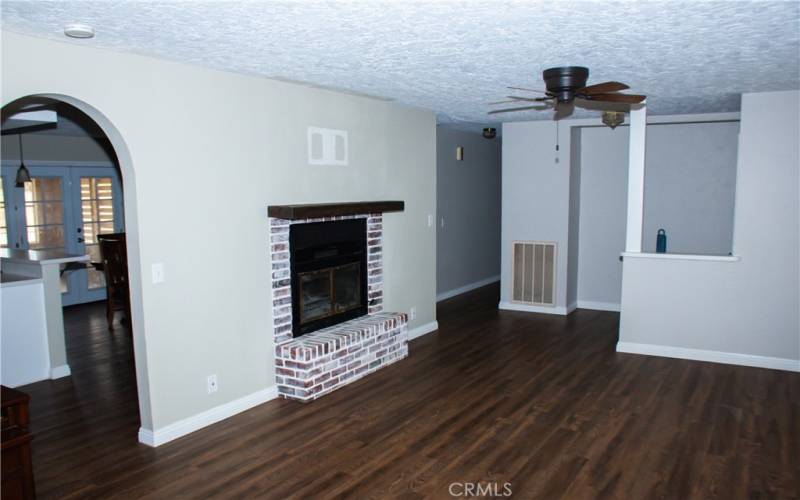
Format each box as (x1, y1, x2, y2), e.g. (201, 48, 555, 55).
(555, 120, 560, 164)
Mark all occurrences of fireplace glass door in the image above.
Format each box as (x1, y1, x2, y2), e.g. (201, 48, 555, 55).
(298, 262, 362, 326)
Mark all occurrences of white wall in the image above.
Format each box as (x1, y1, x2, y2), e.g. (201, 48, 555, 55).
(1, 31, 437, 433)
(618, 90, 800, 371)
(436, 126, 501, 297)
(642, 122, 739, 254)
(500, 120, 570, 312)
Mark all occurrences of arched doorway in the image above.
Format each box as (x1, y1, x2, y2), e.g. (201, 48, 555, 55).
(1, 94, 152, 433)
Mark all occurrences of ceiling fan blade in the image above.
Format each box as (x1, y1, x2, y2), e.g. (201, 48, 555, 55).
(488, 99, 522, 105)
(488, 105, 549, 115)
(554, 101, 575, 120)
(577, 81, 630, 95)
(507, 86, 551, 95)
(506, 95, 553, 102)
(583, 93, 646, 103)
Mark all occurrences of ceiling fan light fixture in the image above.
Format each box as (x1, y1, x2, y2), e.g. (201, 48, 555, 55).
(602, 111, 625, 129)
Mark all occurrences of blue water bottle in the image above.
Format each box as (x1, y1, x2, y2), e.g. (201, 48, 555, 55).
(656, 229, 667, 253)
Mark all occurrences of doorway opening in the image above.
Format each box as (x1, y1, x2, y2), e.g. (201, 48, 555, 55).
(1, 95, 146, 445)
(2, 99, 125, 306)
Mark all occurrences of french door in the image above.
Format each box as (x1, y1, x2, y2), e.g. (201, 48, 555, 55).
(1, 164, 124, 306)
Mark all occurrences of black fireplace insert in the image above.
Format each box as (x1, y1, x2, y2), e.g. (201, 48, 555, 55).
(290, 219, 368, 337)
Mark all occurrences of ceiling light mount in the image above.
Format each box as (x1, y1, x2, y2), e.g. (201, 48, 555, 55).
(64, 23, 95, 39)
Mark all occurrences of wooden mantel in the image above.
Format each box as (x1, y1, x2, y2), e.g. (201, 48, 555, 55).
(268, 201, 404, 220)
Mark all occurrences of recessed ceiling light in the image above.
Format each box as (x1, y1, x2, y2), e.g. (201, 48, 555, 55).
(64, 24, 95, 39)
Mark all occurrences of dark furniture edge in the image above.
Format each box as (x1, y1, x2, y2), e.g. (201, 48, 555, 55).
(268, 201, 405, 220)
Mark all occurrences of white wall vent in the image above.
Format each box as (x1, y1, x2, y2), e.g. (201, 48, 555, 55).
(511, 241, 556, 306)
(307, 127, 348, 166)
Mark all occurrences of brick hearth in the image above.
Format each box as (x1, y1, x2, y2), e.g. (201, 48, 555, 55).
(275, 312, 408, 401)
(269, 213, 408, 402)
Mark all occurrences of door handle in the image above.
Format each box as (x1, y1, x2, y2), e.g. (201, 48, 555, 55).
(78, 237, 85, 243)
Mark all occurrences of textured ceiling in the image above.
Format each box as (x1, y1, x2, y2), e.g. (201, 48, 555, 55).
(2, 1, 799, 127)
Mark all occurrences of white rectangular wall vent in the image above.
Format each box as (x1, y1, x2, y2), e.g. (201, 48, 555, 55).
(307, 127, 348, 166)
(511, 241, 556, 306)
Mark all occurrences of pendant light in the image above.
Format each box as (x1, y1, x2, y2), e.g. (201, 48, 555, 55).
(15, 134, 31, 187)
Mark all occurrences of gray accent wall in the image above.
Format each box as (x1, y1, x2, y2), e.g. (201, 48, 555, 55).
(1, 133, 115, 163)
(576, 121, 738, 307)
(502, 117, 740, 311)
(642, 121, 739, 254)
(566, 127, 582, 307)
(436, 126, 501, 296)
(577, 126, 629, 307)
(500, 120, 571, 311)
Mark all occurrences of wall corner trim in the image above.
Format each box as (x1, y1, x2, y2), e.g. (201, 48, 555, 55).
(616, 342, 800, 373)
(436, 276, 500, 302)
(498, 301, 568, 316)
(138, 385, 279, 447)
(50, 365, 71, 379)
(408, 321, 439, 341)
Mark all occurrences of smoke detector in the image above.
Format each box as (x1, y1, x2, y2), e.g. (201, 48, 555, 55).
(64, 24, 95, 39)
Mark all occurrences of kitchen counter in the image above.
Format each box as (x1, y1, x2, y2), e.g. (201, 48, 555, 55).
(1, 248, 90, 266)
(1, 273, 43, 288)
(1, 249, 89, 383)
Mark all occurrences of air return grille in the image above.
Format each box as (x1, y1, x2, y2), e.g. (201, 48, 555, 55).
(511, 241, 556, 306)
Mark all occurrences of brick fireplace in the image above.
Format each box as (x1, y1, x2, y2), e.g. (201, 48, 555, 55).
(268, 202, 408, 402)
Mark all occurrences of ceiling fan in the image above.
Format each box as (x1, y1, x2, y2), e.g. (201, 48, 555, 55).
(489, 66, 646, 119)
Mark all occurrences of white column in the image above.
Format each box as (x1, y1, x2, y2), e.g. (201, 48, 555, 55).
(625, 103, 647, 252)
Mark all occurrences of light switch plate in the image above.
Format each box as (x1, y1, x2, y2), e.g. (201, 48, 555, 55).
(151, 262, 165, 284)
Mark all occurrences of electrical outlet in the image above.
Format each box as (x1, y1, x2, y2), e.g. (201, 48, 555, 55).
(409, 307, 417, 321)
(207, 374, 218, 394)
(151, 262, 165, 284)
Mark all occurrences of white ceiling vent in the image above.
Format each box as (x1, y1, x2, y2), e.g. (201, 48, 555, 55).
(511, 241, 556, 306)
(308, 127, 348, 166)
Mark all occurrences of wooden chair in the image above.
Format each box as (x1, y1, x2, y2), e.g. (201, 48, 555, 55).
(1, 385, 35, 499)
(97, 233, 131, 331)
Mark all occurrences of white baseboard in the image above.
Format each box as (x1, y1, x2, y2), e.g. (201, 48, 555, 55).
(50, 364, 71, 379)
(138, 385, 279, 447)
(408, 320, 439, 341)
(577, 301, 621, 312)
(437, 276, 500, 302)
(498, 301, 568, 316)
(567, 302, 577, 314)
(616, 342, 800, 373)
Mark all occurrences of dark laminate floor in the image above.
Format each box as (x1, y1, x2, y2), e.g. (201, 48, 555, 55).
(18, 284, 800, 499)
